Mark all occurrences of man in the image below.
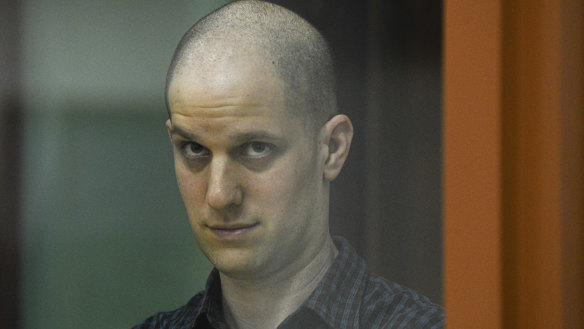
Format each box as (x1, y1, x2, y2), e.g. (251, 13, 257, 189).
(134, 1, 444, 328)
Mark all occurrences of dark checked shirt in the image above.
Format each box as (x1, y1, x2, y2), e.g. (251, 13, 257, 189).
(133, 236, 444, 329)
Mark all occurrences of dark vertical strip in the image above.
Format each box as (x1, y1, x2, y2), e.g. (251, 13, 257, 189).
(0, 0, 22, 328)
(366, 0, 443, 302)
(501, 0, 584, 326)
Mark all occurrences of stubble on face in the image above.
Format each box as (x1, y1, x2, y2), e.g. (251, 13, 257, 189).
(167, 54, 330, 281)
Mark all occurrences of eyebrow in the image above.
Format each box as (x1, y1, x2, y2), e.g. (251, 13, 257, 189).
(170, 126, 199, 140)
(229, 131, 285, 143)
(170, 126, 285, 144)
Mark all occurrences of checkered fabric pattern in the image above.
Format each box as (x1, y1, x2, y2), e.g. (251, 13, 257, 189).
(133, 236, 444, 329)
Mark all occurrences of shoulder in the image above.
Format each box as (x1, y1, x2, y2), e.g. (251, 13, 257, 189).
(360, 274, 445, 329)
(131, 292, 205, 329)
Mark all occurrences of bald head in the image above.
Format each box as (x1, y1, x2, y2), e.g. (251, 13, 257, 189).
(166, 0, 337, 129)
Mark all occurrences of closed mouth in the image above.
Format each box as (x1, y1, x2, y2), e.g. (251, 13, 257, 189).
(207, 222, 259, 239)
(207, 222, 259, 230)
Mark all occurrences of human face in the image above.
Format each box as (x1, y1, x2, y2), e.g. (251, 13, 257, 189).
(166, 57, 330, 280)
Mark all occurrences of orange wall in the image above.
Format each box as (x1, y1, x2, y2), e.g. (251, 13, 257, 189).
(444, 0, 583, 327)
(443, 0, 503, 327)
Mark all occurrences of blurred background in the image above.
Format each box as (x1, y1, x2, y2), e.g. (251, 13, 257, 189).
(0, 0, 442, 328)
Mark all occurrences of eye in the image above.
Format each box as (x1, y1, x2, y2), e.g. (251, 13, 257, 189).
(182, 142, 210, 159)
(242, 142, 272, 158)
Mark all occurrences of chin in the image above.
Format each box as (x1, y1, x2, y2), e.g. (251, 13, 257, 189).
(214, 260, 266, 281)
(204, 246, 263, 278)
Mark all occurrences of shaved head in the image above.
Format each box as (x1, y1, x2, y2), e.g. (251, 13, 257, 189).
(166, 0, 337, 130)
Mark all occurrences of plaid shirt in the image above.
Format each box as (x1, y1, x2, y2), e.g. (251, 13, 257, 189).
(133, 236, 444, 329)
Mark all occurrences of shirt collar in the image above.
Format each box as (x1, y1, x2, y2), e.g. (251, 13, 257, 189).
(193, 236, 368, 329)
(300, 236, 367, 329)
(193, 268, 223, 328)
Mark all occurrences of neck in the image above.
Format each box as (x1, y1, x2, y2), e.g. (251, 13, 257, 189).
(219, 235, 338, 329)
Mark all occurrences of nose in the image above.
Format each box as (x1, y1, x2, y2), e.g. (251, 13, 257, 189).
(205, 156, 243, 209)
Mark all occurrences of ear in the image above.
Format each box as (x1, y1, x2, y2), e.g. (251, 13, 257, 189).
(320, 114, 354, 182)
(165, 119, 172, 140)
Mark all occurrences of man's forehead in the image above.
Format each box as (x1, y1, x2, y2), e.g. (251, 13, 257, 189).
(168, 55, 285, 114)
(169, 106, 306, 147)
(170, 103, 275, 119)
(169, 69, 280, 100)
(168, 80, 285, 118)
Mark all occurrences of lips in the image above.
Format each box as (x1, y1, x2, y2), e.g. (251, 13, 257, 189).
(207, 222, 259, 239)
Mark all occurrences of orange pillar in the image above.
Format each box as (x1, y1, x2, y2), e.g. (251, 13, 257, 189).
(444, 0, 583, 327)
(443, 0, 504, 327)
